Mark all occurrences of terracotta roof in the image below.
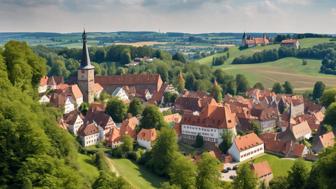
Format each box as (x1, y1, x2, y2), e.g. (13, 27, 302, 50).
(164, 113, 182, 124)
(251, 106, 278, 121)
(281, 39, 298, 44)
(313, 111, 324, 123)
(71, 84, 83, 99)
(53, 76, 64, 85)
(40, 76, 48, 86)
(251, 161, 272, 178)
(93, 83, 104, 93)
(106, 127, 121, 144)
(57, 83, 69, 92)
(319, 132, 335, 148)
(47, 76, 57, 86)
(49, 91, 70, 107)
(89, 102, 106, 112)
(233, 133, 263, 152)
(175, 91, 215, 112)
(120, 117, 139, 139)
(289, 143, 306, 157)
(95, 74, 162, 92)
(137, 128, 157, 141)
(245, 37, 270, 45)
(78, 122, 99, 136)
(181, 103, 237, 129)
(290, 121, 312, 140)
(63, 110, 83, 126)
(85, 110, 115, 130)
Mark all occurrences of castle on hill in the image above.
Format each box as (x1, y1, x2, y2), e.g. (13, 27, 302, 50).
(241, 32, 270, 48)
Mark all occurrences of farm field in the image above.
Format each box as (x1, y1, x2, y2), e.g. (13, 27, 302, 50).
(107, 158, 165, 189)
(251, 154, 312, 178)
(218, 57, 336, 91)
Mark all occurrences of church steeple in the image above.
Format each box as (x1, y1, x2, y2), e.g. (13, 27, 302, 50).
(80, 29, 94, 69)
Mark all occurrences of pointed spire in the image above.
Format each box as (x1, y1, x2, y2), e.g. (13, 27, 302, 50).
(80, 29, 94, 69)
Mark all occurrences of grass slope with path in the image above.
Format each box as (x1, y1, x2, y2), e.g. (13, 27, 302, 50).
(107, 158, 166, 189)
(252, 154, 312, 178)
(77, 153, 100, 184)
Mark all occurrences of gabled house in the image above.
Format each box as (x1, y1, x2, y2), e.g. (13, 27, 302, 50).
(281, 39, 300, 49)
(85, 110, 116, 140)
(38, 76, 49, 94)
(112, 87, 130, 102)
(137, 128, 157, 150)
(175, 91, 215, 113)
(251, 161, 273, 185)
(63, 110, 84, 136)
(290, 121, 312, 141)
(70, 84, 83, 108)
(312, 132, 335, 153)
(49, 92, 76, 114)
(39, 94, 50, 104)
(251, 105, 278, 133)
(120, 117, 139, 139)
(290, 96, 304, 118)
(228, 133, 264, 162)
(106, 127, 122, 148)
(181, 102, 237, 145)
(78, 122, 100, 147)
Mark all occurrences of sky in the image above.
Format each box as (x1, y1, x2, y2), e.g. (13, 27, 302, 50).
(0, 0, 335, 33)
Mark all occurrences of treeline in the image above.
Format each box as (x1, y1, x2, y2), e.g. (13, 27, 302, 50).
(274, 33, 332, 43)
(232, 43, 336, 75)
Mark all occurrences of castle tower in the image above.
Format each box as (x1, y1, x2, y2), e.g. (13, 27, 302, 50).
(78, 30, 95, 104)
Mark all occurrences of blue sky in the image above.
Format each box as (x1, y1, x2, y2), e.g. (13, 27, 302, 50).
(0, 0, 335, 33)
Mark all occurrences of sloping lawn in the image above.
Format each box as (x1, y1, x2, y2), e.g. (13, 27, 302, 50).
(77, 153, 100, 184)
(108, 158, 166, 189)
(252, 154, 312, 178)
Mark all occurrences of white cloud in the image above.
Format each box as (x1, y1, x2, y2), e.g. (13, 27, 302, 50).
(277, 0, 313, 5)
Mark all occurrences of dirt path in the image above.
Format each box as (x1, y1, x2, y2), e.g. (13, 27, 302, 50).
(105, 153, 120, 176)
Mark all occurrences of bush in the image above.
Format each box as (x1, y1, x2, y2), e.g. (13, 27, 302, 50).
(111, 147, 123, 158)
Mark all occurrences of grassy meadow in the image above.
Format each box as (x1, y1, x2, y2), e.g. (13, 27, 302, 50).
(197, 38, 336, 91)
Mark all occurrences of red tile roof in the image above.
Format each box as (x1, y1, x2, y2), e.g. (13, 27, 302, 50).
(290, 121, 312, 140)
(78, 122, 99, 136)
(137, 128, 157, 141)
(120, 117, 139, 139)
(39, 76, 48, 86)
(234, 133, 263, 152)
(164, 113, 182, 124)
(251, 161, 272, 178)
(319, 132, 335, 148)
(181, 103, 237, 129)
(106, 127, 121, 145)
(281, 39, 298, 44)
(63, 110, 83, 126)
(71, 84, 83, 99)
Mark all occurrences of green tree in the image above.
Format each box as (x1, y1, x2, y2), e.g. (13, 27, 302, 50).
(194, 134, 204, 148)
(177, 72, 185, 93)
(287, 159, 309, 189)
(149, 127, 178, 176)
(169, 154, 196, 189)
(212, 80, 223, 103)
(320, 88, 336, 107)
(121, 135, 134, 154)
(236, 74, 249, 94)
(322, 102, 336, 128)
(128, 98, 143, 116)
(233, 164, 258, 189)
(251, 121, 262, 136)
(272, 82, 283, 94)
(312, 81, 326, 101)
(172, 52, 187, 63)
(120, 49, 131, 65)
(219, 130, 233, 154)
(226, 80, 236, 95)
(196, 152, 221, 189)
(253, 82, 265, 90)
(269, 177, 288, 189)
(140, 105, 167, 130)
(106, 97, 128, 123)
(79, 102, 89, 115)
(283, 81, 294, 94)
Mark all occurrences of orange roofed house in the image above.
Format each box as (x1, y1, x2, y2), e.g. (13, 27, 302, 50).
(228, 133, 264, 162)
(312, 131, 335, 153)
(181, 102, 237, 145)
(251, 161, 273, 185)
(281, 39, 300, 49)
(137, 128, 157, 150)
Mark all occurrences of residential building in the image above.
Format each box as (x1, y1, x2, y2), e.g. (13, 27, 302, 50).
(38, 76, 48, 93)
(181, 102, 237, 145)
(120, 117, 139, 139)
(137, 128, 157, 150)
(49, 92, 75, 114)
(39, 94, 50, 104)
(70, 84, 83, 107)
(228, 133, 264, 162)
(112, 87, 130, 102)
(85, 109, 116, 140)
(78, 122, 100, 147)
(290, 96, 304, 118)
(106, 127, 122, 148)
(175, 91, 216, 113)
(281, 39, 300, 49)
(312, 132, 335, 153)
(290, 121, 312, 141)
(251, 105, 278, 133)
(63, 110, 84, 136)
(251, 161, 273, 185)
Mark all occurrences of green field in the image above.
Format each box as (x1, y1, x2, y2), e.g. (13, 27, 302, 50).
(251, 154, 312, 178)
(197, 38, 336, 91)
(77, 153, 100, 184)
(108, 158, 166, 189)
(219, 57, 336, 91)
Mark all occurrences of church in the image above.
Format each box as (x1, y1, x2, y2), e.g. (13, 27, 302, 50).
(77, 30, 166, 104)
(241, 32, 270, 48)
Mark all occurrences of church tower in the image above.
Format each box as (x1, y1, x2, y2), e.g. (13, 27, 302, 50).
(78, 30, 95, 104)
